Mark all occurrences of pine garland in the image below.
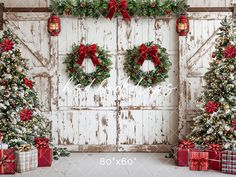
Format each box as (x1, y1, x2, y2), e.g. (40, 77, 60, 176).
(50, 0, 188, 18)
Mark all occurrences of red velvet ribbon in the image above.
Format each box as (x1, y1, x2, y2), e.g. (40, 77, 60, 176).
(178, 140, 194, 149)
(35, 138, 49, 149)
(106, 0, 131, 21)
(208, 144, 222, 151)
(190, 157, 207, 167)
(137, 44, 161, 67)
(75, 44, 100, 66)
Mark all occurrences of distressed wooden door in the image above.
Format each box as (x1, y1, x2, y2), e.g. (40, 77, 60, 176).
(178, 12, 232, 137)
(5, 13, 179, 152)
(4, 12, 58, 119)
(56, 17, 179, 152)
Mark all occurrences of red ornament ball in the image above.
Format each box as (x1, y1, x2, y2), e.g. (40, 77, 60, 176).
(1, 80, 6, 86)
(20, 108, 33, 121)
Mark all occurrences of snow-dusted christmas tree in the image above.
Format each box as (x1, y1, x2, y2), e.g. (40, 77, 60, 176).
(189, 18, 236, 149)
(0, 30, 50, 148)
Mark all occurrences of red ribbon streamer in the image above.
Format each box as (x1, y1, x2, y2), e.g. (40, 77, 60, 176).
(137, 44, 161, 67)
(106, 0, 131, 21)
(178, 140, 194, 149)
(35, 138, 49, 149)
(75, 44, 101, 66)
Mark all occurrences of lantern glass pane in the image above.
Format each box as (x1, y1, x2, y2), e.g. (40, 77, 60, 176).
(178, 22, 188, 31)
(49, 23, 59, 31)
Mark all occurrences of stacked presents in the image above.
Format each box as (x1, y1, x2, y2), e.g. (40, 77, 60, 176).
(0, 134, 53, 175)
(174, 140, 236, 175)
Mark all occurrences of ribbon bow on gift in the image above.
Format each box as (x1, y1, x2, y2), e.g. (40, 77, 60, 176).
(178, 140, 194, 149)
(137, 44, 161, 67)
(18, 144, 31, 152)
(190, 156, 207, 167)
(106, 0, 131, 21)
(35, 137, 49, 149)
(208, 144, 222, 151)
(75, 44, 101, 66)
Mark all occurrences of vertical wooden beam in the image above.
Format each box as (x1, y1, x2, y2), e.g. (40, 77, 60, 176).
(234, 5, 236, 26)
(178, 37, 188, 139)
(0, 3, 4, 30)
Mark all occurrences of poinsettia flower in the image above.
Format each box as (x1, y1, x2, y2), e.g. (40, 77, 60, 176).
(223, 45, 236, 58)
(204, 101, 219, 113)
(24, 78, 33, 89)
(20, 108, 33, 121)
(0, 38, 14, 52)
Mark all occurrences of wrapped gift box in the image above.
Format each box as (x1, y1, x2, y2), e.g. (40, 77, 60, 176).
(221, 150, 236, 175)
(174, 147, 192, 166)
(0, 144, 8, 150)
(189, 151, 208, 171)
(0, 148, 15, 174)
(205, 150, 222, 171)
(15, 148, 38, 173)
(38, 148, 53, 167)
(174, 140, 195, 166)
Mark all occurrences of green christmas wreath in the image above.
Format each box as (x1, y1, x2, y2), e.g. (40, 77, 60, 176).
(124, 42, 171, 87)
(64, 44, 112, 87)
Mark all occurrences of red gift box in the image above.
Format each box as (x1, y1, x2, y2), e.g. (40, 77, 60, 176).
(174, 140, 195, 166)
(0, 148, 15, 174)
(38, 148, 53, 167)
(174, 147, 192, 166)
(205, 144, 222, 171)
(189, 151, 208, 171)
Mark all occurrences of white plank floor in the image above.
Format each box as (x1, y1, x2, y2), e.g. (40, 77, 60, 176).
(2, 153, 230, 177)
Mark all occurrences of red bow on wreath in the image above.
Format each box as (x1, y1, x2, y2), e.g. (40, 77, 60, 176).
(178, 140, 194, 149)
(207, 144, 222, 151)
(204, 101, 219, 113)
(75, 44, 101, 66)
(35, 137, 49, 149)
(137, 44, 161, 67)
(106, 0, 131, 21)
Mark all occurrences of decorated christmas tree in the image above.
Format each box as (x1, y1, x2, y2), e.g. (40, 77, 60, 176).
(0, 30, 50, 148)
(189, 18, 236, 149)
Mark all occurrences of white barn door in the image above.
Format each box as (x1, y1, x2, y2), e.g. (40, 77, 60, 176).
(57, 17, 179, 152)
(178, 12, 232, 138)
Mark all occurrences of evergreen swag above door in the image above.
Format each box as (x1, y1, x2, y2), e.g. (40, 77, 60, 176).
(50, 0, 188, 19)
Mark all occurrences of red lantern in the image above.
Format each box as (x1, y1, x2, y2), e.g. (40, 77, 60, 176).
(48, 15, 61, 36)
(176, 14, 189, 36)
